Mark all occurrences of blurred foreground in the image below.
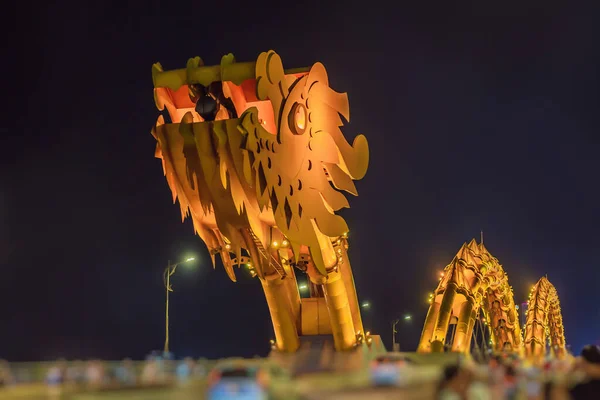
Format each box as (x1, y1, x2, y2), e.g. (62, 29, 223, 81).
(1, 344, 599, 399)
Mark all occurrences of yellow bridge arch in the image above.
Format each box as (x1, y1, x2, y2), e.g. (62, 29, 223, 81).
(523, 276, 566, 359)
(418, 239, 567, 359)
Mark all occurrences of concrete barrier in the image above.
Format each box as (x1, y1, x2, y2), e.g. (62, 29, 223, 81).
(392, 352, 464, 366)
(269, 335, 387, 376)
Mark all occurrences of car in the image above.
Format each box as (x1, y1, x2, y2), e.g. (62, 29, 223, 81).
(369, 354, 411, 386)
(206, 360, 270, 400)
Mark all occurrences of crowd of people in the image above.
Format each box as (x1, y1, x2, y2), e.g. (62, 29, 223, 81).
(0, 356, 206, 391)
(3, 345, 600, 399)
(436, 344, 600, 399)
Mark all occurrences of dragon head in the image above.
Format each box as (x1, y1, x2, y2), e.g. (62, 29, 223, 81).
(151, 51, 369, 279)
(237, 51, 369, 275)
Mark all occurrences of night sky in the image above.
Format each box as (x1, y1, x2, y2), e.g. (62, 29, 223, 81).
(3, 1, 599, 361)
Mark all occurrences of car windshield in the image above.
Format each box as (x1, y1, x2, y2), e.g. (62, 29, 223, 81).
(220, 367, 256, 378)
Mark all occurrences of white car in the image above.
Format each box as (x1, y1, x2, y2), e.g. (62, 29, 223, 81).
(369, 354, 412, 387)
(206, 360, 295, 400)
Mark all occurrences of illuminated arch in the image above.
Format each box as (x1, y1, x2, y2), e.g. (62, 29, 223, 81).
(418, 239, 522, 354)
(523, 277, 566, 359)
(150, 51, 370, 352)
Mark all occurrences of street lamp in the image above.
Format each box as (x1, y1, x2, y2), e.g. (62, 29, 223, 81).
(163, 257, 195, 354)
(392, 314, 412, 352)
(360, 301, 371, 334)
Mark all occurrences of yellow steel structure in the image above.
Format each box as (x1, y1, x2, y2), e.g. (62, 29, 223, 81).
(418, 239, 522, 354)
(418, 239, 568, 359)
(523, 277, 566, 360)
(150, 51, 369, 352)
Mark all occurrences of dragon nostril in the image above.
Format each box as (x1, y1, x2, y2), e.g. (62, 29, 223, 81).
(195, 95, 218, 121)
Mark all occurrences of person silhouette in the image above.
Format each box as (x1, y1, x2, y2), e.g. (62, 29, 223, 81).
(569, 345, 600, 399)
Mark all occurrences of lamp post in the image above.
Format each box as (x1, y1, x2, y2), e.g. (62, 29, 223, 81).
(392, 314, 412, 352)
(163, 257, 195, 355)
(392, 319, 400, 352)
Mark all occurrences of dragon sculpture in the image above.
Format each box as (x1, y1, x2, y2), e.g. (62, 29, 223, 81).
(418, 239, 567, 359)
(151, 51, 369, 352)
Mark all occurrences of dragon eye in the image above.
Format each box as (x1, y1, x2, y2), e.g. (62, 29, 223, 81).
(288, 103, 307, 135)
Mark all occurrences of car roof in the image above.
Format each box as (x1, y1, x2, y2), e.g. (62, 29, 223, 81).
(213, 359, 262, 370)
(375, 354, 411, 362)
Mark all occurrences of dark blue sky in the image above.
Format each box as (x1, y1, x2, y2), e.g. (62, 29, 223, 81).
(2, 1, 599, 361)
